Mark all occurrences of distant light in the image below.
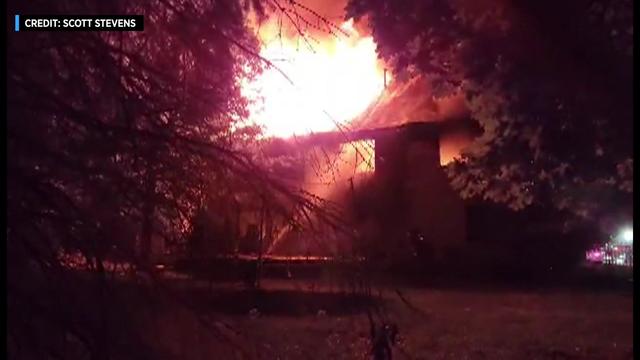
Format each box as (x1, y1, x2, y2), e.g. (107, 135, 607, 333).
(619, 227, 633, 244)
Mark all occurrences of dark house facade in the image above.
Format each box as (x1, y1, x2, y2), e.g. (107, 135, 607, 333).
(268, 119, 474, 257)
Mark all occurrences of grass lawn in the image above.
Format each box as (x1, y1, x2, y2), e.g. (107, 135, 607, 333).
(139, 278, 633, 359)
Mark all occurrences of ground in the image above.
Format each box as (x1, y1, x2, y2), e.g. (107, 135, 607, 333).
(138, 276, 633, 360)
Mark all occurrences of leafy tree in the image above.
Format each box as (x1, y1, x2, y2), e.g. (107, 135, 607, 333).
(7, 0, 351, 358)
(347, 0, 633, 223)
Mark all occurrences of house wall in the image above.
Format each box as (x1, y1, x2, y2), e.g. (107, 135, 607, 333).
(373, 127, 466, 256)
(268, 123, 468, 257)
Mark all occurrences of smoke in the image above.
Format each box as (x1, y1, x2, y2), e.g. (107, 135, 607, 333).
(350, 75, 469, 130)
(295, 0, 347, 20)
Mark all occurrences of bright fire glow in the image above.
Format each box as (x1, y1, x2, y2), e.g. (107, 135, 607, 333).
(343, 140, 375, 173)
(243, 19, 386, 138)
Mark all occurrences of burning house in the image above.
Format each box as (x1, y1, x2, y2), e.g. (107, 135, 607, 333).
(169, 12, 482, 262)
(169, 71, 480, 263)
(266, 123, 477, 257)
(246, 74, 480, 259)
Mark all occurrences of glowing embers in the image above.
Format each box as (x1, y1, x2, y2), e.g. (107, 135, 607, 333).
(306, 139, 374, 183)
(300, 138, 375, 201)
(342, 139, 375, 174)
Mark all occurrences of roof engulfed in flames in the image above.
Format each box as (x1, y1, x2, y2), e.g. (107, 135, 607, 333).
(242, 4, 477, 164)
(243, 18, 386, 138)
(349, 76, 469, 131)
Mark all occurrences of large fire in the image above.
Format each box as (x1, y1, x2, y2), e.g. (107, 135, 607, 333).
(243, 19, 386, 138)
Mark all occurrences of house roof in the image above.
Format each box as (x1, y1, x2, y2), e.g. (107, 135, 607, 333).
(290, 75, 477, 146)
(262, 76, 480, 155)
(348, 75, 469, 131)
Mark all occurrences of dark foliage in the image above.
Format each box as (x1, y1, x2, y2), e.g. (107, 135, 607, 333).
(7, 0, 349, 358)
(347, 0, 633, 222)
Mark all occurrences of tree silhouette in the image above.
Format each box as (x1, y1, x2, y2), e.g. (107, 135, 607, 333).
(347, 0, 633, 222)
(8, 0, 349, 358)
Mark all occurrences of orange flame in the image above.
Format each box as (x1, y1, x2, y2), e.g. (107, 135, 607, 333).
(243, 18, 386, 138)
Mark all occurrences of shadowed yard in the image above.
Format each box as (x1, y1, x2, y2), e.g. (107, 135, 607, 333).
(134, 278, 633, 359)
